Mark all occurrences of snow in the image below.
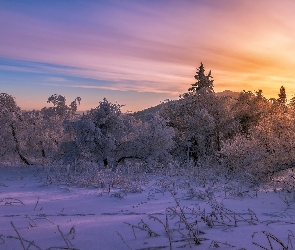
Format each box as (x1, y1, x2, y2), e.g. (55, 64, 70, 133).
(0, 166, 295, 250)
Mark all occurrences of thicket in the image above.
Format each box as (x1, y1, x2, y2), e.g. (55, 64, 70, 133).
(1, 63, 295, 186)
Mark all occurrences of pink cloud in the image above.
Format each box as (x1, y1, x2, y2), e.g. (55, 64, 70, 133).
(1, 0, 295, 101)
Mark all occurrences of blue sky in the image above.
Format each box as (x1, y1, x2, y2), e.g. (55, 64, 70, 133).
(1, 0, 295, 111)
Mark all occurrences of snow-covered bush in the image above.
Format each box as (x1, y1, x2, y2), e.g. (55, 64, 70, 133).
(221, 109, 295, 184)
(61, 98, 175, 170)
(16, 95, 81, 164)
(160, 92, 238, 162)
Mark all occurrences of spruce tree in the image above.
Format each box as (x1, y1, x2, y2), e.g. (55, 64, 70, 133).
(188, 62, 214, 94)
(278, 86, 287, 104)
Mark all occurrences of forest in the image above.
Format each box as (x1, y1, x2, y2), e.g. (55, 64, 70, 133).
(1, 63, 295, 186)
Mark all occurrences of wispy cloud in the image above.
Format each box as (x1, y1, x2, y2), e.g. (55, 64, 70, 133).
(1, 0, 295, 110)
(46, 77, 68, 83)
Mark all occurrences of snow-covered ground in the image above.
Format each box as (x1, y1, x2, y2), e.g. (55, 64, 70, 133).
(0, 166, 295, 250)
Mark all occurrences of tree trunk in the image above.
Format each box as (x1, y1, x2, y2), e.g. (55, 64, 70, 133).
(216, 129, 221, 151)
(38, 141, 46, 158)
(10, 124, 30, 165)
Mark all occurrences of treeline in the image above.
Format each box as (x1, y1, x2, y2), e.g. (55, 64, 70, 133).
(1, 63, 295, 184)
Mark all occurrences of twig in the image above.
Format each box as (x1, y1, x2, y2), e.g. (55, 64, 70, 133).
(7, 236, 42, 250)
(0, 234, 5, 244)
(10, 221, 26, 250)
(209, 240, 235, 248)
(68, 226, 75, 240)
(46, 226, 78, 250)
(287, 230, 294, 249)
(34, 197, 39, 210)
(262, 220, 295, 226)
(124, 221, 160, 239)
(57, 225, 71, 248)
(116, 231, 133, 250)
(149, 214, 173, 250)
(20, 183, 27, 188)
(25, 216, 38, 228)
(252, 231, 288, 250)
(0, 197, 25, 206)
(168, 192, 201, 245)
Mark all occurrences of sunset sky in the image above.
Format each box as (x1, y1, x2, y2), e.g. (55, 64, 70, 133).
(1, 0, 295, 112)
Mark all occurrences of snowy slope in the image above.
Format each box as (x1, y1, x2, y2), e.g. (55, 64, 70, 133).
(0, 166, 294, 250)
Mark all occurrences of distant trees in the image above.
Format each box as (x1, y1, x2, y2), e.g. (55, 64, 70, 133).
(1, 63, 295, 185)
(160, 65, 295, 184)
(0, 93, 175, 169)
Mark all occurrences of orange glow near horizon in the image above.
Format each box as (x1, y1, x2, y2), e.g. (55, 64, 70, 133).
(1, 1, 295, 111)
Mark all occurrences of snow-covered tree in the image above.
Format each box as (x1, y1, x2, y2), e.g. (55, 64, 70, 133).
(289, 96, 295, 109)
(160, 92, 238, 162)
(277, 85, 287, 104)
(62, 98, 174, 169)
(233, 90, 271, 134)
(15, 94, 82, 164)
(0, 93, 30, 164)
(115, 114, 175, 167)
(19, 110, 58, 163)
(188, 62, 214, 94)
(221, 108, 295, 184)
(45, 94, 81, 120)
